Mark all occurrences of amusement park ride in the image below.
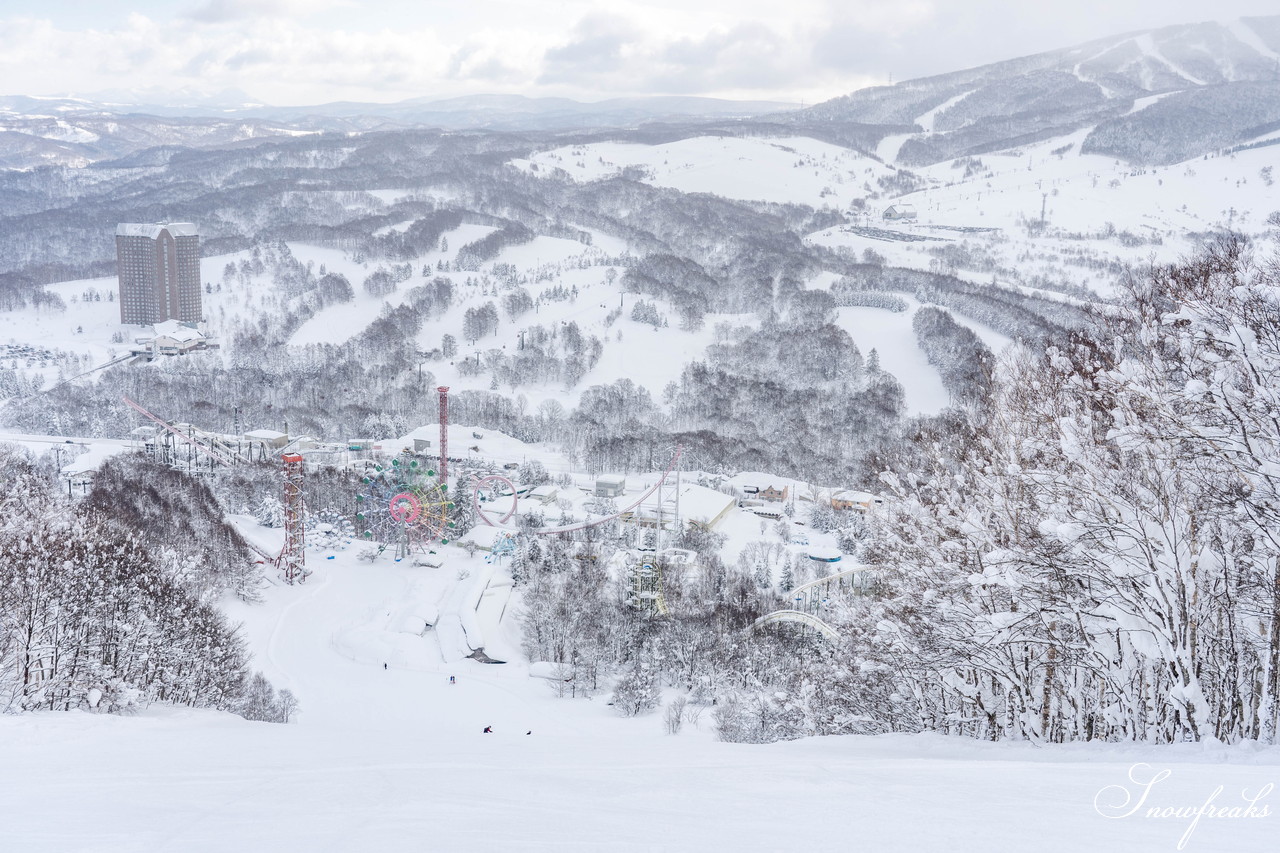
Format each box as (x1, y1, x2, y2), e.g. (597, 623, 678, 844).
(355, 456, 453, 559)
(122, 395, 310, 584)
(124, 386, 689, 606)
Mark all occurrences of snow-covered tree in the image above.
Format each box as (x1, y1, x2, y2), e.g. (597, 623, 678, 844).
(612, 658, 659, 716)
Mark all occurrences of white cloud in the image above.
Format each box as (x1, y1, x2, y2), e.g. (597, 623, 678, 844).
(184, 0, 350, 24)
(0, 3, 1277, 105)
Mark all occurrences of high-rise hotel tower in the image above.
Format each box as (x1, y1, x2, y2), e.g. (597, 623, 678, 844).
(116, 222, 201, 325)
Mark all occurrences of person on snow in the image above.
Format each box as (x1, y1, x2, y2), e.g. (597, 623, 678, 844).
(483, 726, 493, 733)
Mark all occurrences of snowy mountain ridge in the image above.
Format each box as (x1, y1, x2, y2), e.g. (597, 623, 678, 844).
(785, 15, 1280, 166)
(4, 16, 1279, 172)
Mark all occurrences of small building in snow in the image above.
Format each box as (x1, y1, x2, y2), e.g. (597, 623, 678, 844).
(529, 485, 559, 505)
(460, 525, 506, 552)
(882, 204, 917, 222)
(244, 429, 289, 449)
(729, 472, 792, 503)
(831, 490, 884, 514)
(152, 320, 208, 355)
(595, 474, 627, 497)
(675, 483, 736, 531)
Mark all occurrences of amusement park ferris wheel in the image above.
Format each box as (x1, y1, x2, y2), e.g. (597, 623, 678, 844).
(354, 456, 455, 559)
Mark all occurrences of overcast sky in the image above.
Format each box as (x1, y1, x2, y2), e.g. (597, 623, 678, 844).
(1, 1, 1276, 106)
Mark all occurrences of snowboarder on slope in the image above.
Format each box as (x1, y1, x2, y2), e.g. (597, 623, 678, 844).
(483, 726, 493, 733)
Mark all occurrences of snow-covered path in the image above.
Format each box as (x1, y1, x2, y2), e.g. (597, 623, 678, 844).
(3, 709, 1276, 852)
(2, 549, 1277, 852)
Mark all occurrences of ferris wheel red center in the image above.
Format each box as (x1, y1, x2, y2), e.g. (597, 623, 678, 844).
(388, 492, 422, 524)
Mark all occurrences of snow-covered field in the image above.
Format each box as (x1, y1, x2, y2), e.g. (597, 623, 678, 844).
(2, 538, 1275, 852)
(831, 297, 1013, 414)
(514, 130, 1279, 301)
(511, 135, 895, 207)
(814, 133, 1280, 297)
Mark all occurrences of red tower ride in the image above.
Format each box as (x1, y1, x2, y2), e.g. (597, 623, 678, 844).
(437, 386, 450, 487)
(281, 453, 306, 584)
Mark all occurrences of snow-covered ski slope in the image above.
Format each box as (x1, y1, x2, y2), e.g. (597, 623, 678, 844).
(8, 218, 968, 416)
(511, 135, 896, 205)
(3, 540, 1277, 852)
(516, 128, 1278, 299)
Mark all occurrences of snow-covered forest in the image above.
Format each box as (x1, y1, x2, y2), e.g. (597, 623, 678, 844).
(0, 447, 295, 722)
(866, 237, 1280, 743)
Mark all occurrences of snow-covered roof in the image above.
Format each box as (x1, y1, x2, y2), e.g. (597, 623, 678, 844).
(244, 429, 286, 440)
(117, 222, 198, 238)
(675, 483, 736, 526)
(461, 525, 509, 548)
(832, 490, 877, 503)
(728, 472, 792, 491)
(635, 483, 735, 527)
(595, 474, 627, 485)
(153, 320, 205, 343)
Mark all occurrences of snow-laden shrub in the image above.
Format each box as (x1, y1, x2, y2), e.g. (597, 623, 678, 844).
(305, 509, 354, 551)
(611, 661, 659, 717)
(236, 672, 300, 724)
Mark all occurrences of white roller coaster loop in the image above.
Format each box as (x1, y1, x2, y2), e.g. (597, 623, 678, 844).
(749, 610, 841, 643)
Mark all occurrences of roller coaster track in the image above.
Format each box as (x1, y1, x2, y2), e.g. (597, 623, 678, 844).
(125, 396, 297, 572)
(791, 567, 878, 599)
(480, 445, 684, 536)
(749, 610, 840, 643)
(122, 395, 239, 467)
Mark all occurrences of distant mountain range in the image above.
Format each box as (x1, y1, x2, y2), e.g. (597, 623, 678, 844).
(0, 92, 797, 170)
(1, 15, 1278, 170)
(785, 16, 1280, 166)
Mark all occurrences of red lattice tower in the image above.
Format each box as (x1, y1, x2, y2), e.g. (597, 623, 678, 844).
(281, 453, 307, 584)
(437, 386, 450, 487)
